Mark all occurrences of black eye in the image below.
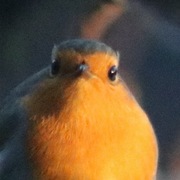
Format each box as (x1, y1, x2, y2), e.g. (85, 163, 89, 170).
(51, 59, 60, 75)
(108, 66, 118, 81)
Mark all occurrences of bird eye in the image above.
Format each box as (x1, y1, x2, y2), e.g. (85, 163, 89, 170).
(51, 59, 60, 76)
(108, 66, 118, 81)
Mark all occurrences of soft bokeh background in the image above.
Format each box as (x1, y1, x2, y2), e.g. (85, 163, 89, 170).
(1, 0, 180, 179)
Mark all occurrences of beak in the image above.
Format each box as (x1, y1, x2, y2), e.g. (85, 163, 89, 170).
(75, 63, 89, 76)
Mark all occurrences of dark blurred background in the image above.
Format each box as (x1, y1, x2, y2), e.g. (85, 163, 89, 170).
(0, 0, 180, 179)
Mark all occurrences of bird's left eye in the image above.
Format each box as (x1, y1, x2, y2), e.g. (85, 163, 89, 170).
(51, 59, 60, 76)
(108, 66, 118, 81)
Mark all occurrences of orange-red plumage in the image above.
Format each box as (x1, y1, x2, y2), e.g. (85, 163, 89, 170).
(1, 39, 158, 179)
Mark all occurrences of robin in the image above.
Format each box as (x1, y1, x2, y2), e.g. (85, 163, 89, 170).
(0, 39, 158, 179)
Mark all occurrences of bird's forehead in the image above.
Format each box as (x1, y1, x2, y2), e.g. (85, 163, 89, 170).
(54, 39, 116, 56)
(51, 40, 119, 69)
(52, 40, 119, 63)
(55, 50, 118, 69)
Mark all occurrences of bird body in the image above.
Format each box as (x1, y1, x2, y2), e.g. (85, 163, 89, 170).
(0, 39, 158, 179)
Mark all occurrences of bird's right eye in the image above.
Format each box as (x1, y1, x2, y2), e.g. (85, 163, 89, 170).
(51, 59, 60, 76)
(108, 66, 118, 81)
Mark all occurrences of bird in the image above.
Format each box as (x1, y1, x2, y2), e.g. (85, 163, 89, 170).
(0, 39, 158, 180)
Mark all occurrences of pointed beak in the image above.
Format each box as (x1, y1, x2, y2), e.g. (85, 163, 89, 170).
(75, 63, 89, 76)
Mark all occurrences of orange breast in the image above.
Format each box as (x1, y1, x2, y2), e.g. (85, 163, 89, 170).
(23, 53, 158, 179)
